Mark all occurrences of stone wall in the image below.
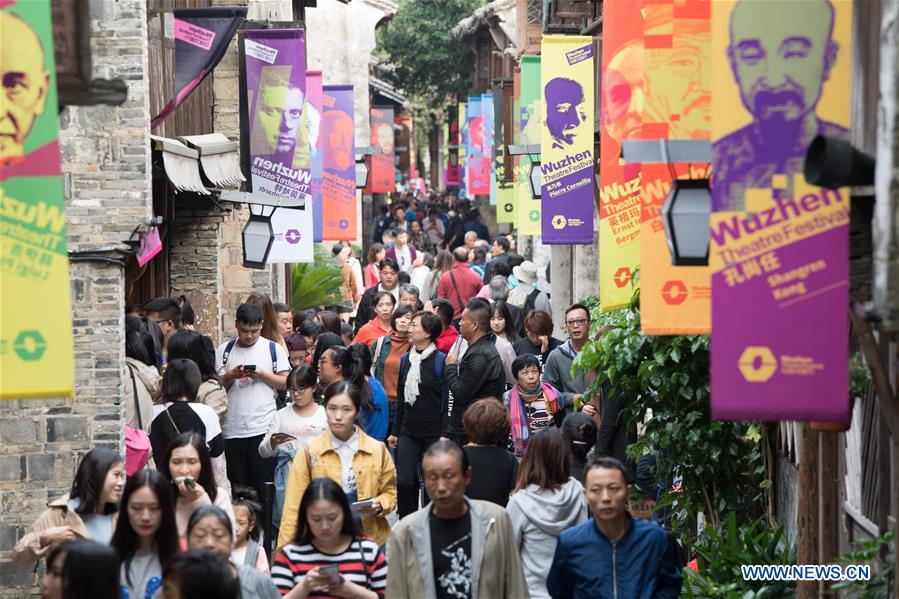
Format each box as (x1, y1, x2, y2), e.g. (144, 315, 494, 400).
(0, 1, 151, 596)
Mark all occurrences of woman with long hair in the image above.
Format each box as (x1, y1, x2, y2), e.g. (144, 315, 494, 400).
(364, 243, 386, 288)
(111, 470, 179, 599)
(506, 429, 587, 599)
(246, 292, 285, 347)
(351, 291, 395, 348)
(185, 505, 280, 599)
(259, 364, 327, 530)
(125, 317, 160, 432)
(370, 304, 415, 436)
(315, 310, 342, 336)
(41, 540, 120, 599)
(427, 250, 453, 302)
(13, 448, 124, 565)
(277, 382, 397, 550)
(149, 358, 223, 460)
(272, 479, 386, 598)
(490, 300, 520, 343)
(167, 330, 228, 425)
(346, 344, 388, 441)
(309, 332, 344, 380)
(158, 432, 236, 538)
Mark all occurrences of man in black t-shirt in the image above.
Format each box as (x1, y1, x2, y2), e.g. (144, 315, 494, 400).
(386, 441, 527, 599)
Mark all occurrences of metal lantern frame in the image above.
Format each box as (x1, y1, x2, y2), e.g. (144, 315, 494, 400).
(660, 178, 711, 266)
(242, 204, 276, 269)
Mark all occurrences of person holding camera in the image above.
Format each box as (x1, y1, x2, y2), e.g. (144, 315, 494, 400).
(217, 303, 291, 500)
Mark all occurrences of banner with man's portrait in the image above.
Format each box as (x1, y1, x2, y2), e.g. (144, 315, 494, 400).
(539, 35, 595, 245)
(599, 0, 643, 312)
(516, 55, 542, 235)
(481, 92, 496, 206)
(458, 102, 468, 196)
(368, 106, 395, 193)
(306, 70, 323, 243)
(710, 0, 852, 421)
(241, 29, 312, 263)
(1, 0, 74, 398)
(465, 97, 490, 196)
(638, 0, 712, 335)
(321, 84, 356, 241)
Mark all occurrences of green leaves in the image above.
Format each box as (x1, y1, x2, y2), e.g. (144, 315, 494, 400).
(290, 246, 345, 311)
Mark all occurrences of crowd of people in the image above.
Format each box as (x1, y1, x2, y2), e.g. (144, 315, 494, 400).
(17, 196, 680, 599)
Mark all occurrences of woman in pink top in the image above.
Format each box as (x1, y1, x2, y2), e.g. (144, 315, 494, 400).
(364, 244, 386, 288)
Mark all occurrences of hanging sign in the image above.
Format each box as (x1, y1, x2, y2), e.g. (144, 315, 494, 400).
(321, 84, 356, 241)
(481, 92, 496, 205)
(517, 55, 542, 235)
(306, 70, 323, 243)
(540, 35, 595, 244)
(465, 97, 490, 196)
(495, 84, 515, 224)
(446, 108, 461, 188)
(458, 102, 468, 197)
(599, 0, 643, 311)
(241, 28, 312, 263)
(710, 0, 852, 421)
(1, 0, 74, 398)
(368, 106, 395, 193)
(639, 0, 712, 335)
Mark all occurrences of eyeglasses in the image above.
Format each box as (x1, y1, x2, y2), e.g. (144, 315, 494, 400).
(565, 318, 589, 327)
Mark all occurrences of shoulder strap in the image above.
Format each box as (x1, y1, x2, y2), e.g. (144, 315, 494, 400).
(165, 404, 181, 435)
(125, 363, 143, 430)
(524, 287, 541, 312)
(448, 270, 465, 312)
(222, 338, 237, 364)
(434, 352, 445, 381)
(269, 340, 278, 372)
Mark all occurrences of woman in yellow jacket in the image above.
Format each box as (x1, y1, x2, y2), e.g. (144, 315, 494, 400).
(277, 380, 397, 549)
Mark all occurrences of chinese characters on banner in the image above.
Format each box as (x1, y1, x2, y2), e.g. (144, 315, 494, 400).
(321, 85, 356, 241)
(517, 55, 542, 235)
(241, 29, 313, 263)
(710, 0, 851, 421)
(306, 70, 324, 243)
(540, 35, 595, 244)
(495, 84, 516, 224)
(368, 106, 395, 193)
(1, 1, 75, 398)
(639, 0, 712, 335)
(599, 0, 643, 311)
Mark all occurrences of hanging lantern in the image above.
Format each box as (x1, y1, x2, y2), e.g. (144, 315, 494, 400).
(661, 179, 711, 266)
(242, 207, 274, 269)
(528, 162, 542, 199)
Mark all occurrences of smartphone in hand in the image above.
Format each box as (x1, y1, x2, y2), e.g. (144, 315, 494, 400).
(319, 564, 342, 585)
(242, 364, 257, 372)
(351, 498, 376, 512)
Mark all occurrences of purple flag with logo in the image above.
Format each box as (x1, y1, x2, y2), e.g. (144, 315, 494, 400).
(321, 85, 356, 241)
(241, 28, 312, 263)
(151, 7, 246, 129)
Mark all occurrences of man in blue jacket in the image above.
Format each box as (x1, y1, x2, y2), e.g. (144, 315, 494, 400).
(547, 457, 682, 599)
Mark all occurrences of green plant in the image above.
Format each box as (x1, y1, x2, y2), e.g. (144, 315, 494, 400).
(290, 246, 344, 311)
(849, 351, 872, 399)
(574, 290, 767, 538)
(682, 513, 796, 598)
(833, 529, 895, 598)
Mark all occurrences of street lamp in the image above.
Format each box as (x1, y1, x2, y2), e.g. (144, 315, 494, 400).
(242, 204, 275, 269)
(661, 179, 711, 266)
(355, 145, 381, 190)
(528, 162, 542, 199)
(507, 143, 542, 199)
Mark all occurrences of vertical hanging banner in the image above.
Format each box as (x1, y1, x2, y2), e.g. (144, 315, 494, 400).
(481, 92, 496, 205)
(458, 102, 468, 197)
(639, 0, 712, 335)
(152, 6, 247, 128)
(321, 85, 356, 241)
(599, 0, 644, 311)
(446, 107, 461, 188)
(465, 97, 490, 196)
(368, 106, 395, 193)
(517, 55, 542, 235)
(306, 70, 323, 243)
(1, 0, 74, 398)
(540, 35, 595, 244)
(710, 0, 852, 421)
(495, 84, 516, 224)
(242, 29, 312, 263)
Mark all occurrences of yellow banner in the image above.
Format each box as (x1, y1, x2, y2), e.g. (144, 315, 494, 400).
(1, 1, 75, 398)
(639, 0, 712, 335)
(516, 56, 541, 235)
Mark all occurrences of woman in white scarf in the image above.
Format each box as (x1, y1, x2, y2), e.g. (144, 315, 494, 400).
(387, 311, 448, 518)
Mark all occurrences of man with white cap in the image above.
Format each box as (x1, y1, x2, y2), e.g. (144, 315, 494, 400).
(507, 260, 551, 317)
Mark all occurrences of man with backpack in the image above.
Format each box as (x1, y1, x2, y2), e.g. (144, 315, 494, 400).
(216, 303, 291, 499)
(507, 261, 551, 317)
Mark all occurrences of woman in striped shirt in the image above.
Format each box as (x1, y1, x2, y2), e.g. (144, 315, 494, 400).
(272, 478, 386, 598)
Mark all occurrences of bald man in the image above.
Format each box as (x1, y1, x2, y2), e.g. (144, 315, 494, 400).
(712, 0, 848, 211)
(1, 11, 49, 163)
(323, 109, 353, 171)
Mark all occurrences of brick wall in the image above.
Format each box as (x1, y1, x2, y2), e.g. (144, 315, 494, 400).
(0, 1, 150, 595)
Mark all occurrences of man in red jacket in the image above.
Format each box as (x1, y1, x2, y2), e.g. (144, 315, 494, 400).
(438, 247, 484, 323)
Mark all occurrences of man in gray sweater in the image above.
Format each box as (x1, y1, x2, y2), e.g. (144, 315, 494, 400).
(543, 303, 592, 409)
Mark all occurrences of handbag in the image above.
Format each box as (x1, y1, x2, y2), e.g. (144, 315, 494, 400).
(124, 364, 152, 475)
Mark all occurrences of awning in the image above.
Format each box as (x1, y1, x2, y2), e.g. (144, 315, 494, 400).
(150, 132, 244, 194)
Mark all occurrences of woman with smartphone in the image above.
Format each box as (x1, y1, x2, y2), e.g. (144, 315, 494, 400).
(258, 364, 327, 529)
(272, 478, 386, 598)
(277, 381, 397, 551)
(159, 432, 236, 538)
(111, 470, 179, 599)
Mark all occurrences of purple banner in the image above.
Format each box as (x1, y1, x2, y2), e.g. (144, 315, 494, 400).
(307, 71, 323, 242)
(241, 28, 312, 263)
(321, 85, 356, 241)
(465, 97, 489, 196)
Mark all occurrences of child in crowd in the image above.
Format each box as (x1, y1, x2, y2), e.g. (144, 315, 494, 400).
(230, 488, 269, 575)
